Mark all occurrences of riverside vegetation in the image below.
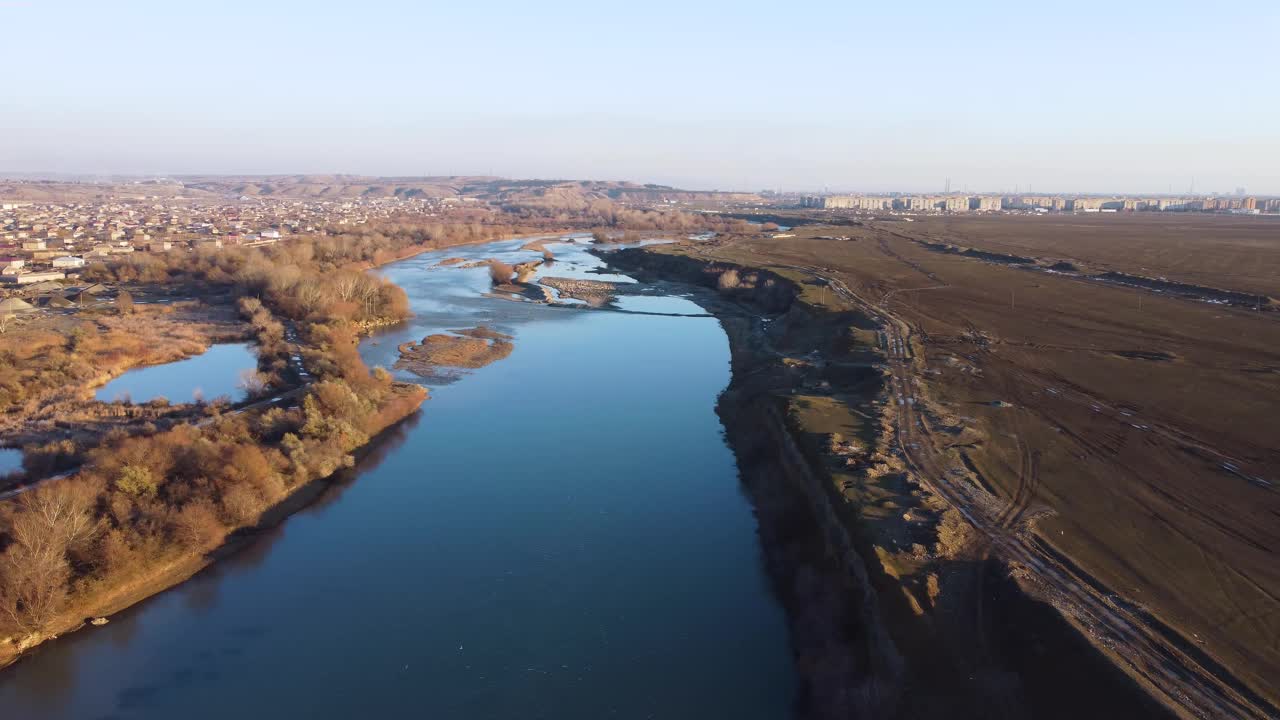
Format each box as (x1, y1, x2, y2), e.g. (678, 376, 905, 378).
(0, 203, 759, 667)
(0, 225, 431, 663)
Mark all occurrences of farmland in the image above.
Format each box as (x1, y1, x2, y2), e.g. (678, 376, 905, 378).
(632, 213, 1280, 718)
(906, 213, 1280, 298)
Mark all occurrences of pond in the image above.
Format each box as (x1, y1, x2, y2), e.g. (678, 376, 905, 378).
(93, 343, 258, 404)
(0, 448, 22, 477)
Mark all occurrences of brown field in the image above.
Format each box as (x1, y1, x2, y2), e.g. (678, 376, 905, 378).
(657, 214, 1280, 717)
(905, 213, 1280, 297)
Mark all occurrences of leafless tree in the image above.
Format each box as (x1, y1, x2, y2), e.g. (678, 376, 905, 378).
(238, 369, 270, 398)
(0, 482, 98, 632)
(17, 481, 101, 553)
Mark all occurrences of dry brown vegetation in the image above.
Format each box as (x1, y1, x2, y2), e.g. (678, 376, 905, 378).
(0, 373, 423, 640)
(0, 220, 470, 659)
(395, 327, 514, 378)
(0, 303, 248, 442)
(487, 260, 514, 286)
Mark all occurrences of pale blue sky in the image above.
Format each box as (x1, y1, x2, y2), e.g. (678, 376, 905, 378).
(3, 0, 1277, 193)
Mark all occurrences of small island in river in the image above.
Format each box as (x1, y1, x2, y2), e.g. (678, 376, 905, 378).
(395, 326, 515, 381)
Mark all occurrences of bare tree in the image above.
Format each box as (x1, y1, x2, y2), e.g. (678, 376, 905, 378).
(291, 281, 328, 315)
(331, 271, 363, 303)
(0, 485, 95, 632)
(238, 369, 270, 398)
(0, 543, 68, 633)
(18, 481, 101, 553)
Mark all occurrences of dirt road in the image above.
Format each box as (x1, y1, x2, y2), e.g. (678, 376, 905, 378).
(804, 265, 1277, 720)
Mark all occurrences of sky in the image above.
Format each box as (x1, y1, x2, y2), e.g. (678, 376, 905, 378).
(3, 0, 1278, 194)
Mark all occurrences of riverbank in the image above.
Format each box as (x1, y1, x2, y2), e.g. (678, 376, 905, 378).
(2, 238, 451, 666)
(0, 382, 425, 671)
(605, 247, 904, 717)
(0, 235, 798, 718)
(0, 228, 583, 662)
(605, 244, 1174, 719)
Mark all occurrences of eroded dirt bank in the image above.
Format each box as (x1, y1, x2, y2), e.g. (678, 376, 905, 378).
(607, 247, 1174, 720)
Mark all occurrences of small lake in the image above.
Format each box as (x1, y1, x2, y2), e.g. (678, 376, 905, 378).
(94, 343, 258, 404)
(0, 448, 22, 477)
(1, 238, 795, 719)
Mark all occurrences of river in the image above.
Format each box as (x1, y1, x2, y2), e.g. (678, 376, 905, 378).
(0, 236, 796, 719)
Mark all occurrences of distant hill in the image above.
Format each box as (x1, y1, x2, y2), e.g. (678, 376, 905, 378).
(0, 179, 220, 202)
(176, 175, 488, 200)
(1, 174, 763, 206)
(179, 175, 762, 206)
(456, 178, 762, 207)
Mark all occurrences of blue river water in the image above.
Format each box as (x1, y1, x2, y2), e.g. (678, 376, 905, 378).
(0, 236, 795, 719)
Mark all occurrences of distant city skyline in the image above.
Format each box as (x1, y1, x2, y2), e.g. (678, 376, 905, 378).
(2, 0, 1278, 195)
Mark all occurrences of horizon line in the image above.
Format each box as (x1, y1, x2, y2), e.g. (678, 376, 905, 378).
(0, 172, 1273, 200)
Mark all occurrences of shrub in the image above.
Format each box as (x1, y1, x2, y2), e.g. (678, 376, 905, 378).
(115, 465, 158, 497)
(220, 484, 261, 525)
(238, 370, 270, 398)
(174, 500, 225, 550)
(488, 260, 514, 286)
